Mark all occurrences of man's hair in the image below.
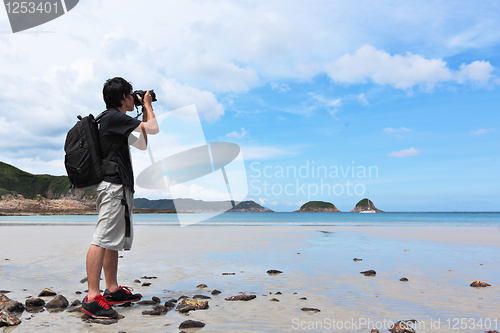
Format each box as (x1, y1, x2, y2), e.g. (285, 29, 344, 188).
(102, 77, 133, 109)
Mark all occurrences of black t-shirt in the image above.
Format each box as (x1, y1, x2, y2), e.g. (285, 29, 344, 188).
(99, 108, 141, 192)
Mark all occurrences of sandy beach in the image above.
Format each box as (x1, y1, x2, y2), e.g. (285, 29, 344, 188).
(1, 224, 499, 332)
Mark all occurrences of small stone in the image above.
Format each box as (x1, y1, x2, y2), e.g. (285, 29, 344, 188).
(46, 295, 69, 309)
(141, 282, 151, 287)
(118, 256, 123, 258)
(164, 301, 176, 309)
(360, 270, 376, 276)
(142, 310, 161, 315)
(225, 295, 256, 301)
(222, 272, 235, 275)
(80, 277, 88, 283)
(66, 305, 82, 313)
(371, 329, 380, 333)
(193, 295, 211, 300)
(275, 291, 282, 295)
(25, 298, 45, 307)
(137, 300, 157, 305)
(141, 276, 157, 279)
(267, 270, 282, 274)
(152, 296, 161, 304)
(270, 298, 279, 302)
(82, 315, 119, 325)
(153, 305, 168, 313)
(400, 277, 409, 282)
(197, 284, 208, 288)
(70, 300, 82, 307)
(176, 297, 209, 313)
(38, 288, 57, 297)
(353, 258, 362, 262)
(0, 309, 21, 327)
(178, 295, 188, 300)
(301, 307, 321, 312)
(75, 291, 82, 295)
(389, 320, 417, 333)
(167, 298, 178, 303)
(133, 279, 141, 284)
(0, 294, 25, 312)
(299, 297, 307, 300)
(0, 291, 10, 294)
(470, 280, 491, 287)
(179, 320, 205, 329)
(211, 290, 221, 295)
(404, 249, 409, 252)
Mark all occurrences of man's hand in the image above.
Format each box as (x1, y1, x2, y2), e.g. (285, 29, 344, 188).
(137, 90, 153, 107)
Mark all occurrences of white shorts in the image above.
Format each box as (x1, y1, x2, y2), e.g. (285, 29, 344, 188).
(91, 181, 134, 251)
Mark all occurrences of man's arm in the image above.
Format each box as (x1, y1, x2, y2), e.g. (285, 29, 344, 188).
(131, 90, 159, 150)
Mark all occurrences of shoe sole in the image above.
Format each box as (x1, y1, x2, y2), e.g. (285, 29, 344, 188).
(105, 297, 142, 305)
(82, 308, 118, 319)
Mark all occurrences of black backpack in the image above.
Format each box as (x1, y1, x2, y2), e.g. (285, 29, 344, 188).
(64, 112, 116, 188)
(64, 111, 132, 238)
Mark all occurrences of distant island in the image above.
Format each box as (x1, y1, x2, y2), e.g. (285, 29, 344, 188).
(294, 201, 341, 212)
(350, 198, 384, 212)
(134, 198, 273, 212)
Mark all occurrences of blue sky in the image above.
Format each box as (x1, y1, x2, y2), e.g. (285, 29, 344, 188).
(0, 1, 499, 211)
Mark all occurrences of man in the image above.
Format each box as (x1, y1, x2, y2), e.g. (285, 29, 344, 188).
(82, 77, 159, 319)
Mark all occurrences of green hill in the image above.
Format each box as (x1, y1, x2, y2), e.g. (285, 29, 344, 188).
(351, 198, 383, 212)
(0, 162, 73, 199)
(295, 201, 340, 212)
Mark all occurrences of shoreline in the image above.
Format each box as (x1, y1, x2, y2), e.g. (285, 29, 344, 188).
(1, 225, 499, 332)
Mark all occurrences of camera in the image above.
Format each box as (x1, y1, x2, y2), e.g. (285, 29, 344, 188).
(133, 90, 157, 107)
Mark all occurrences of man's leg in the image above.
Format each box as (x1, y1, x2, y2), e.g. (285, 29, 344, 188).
(103, 249, 119, 292)
(86, 244, 106, 301)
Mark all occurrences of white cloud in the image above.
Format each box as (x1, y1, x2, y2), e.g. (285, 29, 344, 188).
(456, 61, 495, 84)
(470, 128, 495, 135)
(325, 45, 496, 90)
(258, 197, 267, 205)
(160, 79, 224, 122)
(388, 147, 420, 158)
(358, 93, 369, 106)
(226, 127, 249, 139)
(271, 82, 291, 92)
(384, 127, 413, 133)
(240, 145, 300, 160)
(180, 52, 259, 92)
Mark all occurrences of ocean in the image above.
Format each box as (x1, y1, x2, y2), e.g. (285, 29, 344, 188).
(0, 212, 499, 226)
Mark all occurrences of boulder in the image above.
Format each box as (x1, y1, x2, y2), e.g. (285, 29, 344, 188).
(360, 270, 376, 276)
(389, 320, 417, 333)
(0, 294, 25, 313)
(25, 298, 45, 307)
(176, 297, 209, 313)
(38, 288, 57, 297)
(179, 320, 205, 329)
(470, 280, 491, 287)
(46, 295, 69, 309)
(0, 309, 21, 327)
(267, 269, 282, 275)
(225, 295, 256, 301)
(301, 307, 321, 312)
(142, 310, 162, 315)
(193, 295, 211, 300)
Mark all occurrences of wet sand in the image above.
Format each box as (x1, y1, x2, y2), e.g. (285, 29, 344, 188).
(1, 225, 499, 332)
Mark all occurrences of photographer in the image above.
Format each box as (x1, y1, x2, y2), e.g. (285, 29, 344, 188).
(82, 77, 159, 319)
